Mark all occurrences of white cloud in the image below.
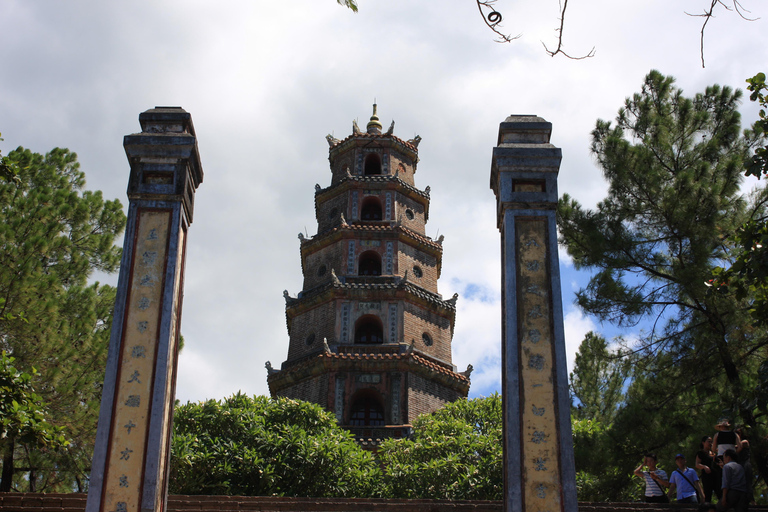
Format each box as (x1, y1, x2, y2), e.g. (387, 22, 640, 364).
(1, 0, 765, 404)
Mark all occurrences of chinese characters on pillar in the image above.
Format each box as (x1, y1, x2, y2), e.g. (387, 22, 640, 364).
(516, 218, 562, 512)
(102, 211, 171, 512)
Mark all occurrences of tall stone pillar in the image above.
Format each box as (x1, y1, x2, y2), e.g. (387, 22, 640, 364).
(86, 108, 203, 512)
(490, 115, 577, 512)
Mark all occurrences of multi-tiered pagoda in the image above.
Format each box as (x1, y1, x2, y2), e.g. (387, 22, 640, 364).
(268, 106, 471, 442)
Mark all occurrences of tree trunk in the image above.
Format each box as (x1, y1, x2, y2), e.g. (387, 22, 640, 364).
(1, 437, 15, 492)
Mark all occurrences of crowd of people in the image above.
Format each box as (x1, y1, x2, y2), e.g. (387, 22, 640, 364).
(633, 420, 753, 511)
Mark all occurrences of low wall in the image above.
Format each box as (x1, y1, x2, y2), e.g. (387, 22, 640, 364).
(0, 494, 766, 512)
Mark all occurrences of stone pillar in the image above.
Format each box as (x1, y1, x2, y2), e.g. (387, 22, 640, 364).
(489, 115, 577, 512)
(86, 108, 203, 512)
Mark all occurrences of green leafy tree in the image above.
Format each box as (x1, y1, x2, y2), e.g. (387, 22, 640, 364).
(377, 394, 502, 500)
(0, 352, 68, 492)
(558, 70, 768, 488)
(169, 394, 379, 497)
(0, 145, 125, 491)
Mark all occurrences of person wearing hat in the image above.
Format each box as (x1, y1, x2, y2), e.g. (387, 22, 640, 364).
(669, 453, 704, 503)
(713, 419, 741, 456)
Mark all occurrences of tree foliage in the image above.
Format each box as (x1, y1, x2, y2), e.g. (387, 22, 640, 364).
(0, 351, 68, 491)
(377, 394, 503, 500)
(0, 145, 125, 491)
(558, 70, 768, 494)
(169, 394, 379, 497)
(569, 331, 630, 423)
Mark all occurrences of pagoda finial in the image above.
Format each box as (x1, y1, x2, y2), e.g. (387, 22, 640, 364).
(367, 103, 383, 134)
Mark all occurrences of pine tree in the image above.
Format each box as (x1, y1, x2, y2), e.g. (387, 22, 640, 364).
(557, 70, 768, 488)
(0, 145, 125, 491)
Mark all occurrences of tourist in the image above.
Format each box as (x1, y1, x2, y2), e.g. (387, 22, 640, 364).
(734, 428, 754, 505)
(669, 453, 704, 503)
(697, 435, 721, 502)
(717, 449, 748, 512)
(713, 419, 741, 456)
(633, 453, 669, 503)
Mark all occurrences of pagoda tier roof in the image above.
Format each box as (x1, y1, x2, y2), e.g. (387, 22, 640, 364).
(315, 174, 430, 207)
(301, 222, 443, 258)
(284, 277, 458, 336)
(327, 132, 419, 161)
(267, 346, 470, 396)
(286, 277, 458, 315)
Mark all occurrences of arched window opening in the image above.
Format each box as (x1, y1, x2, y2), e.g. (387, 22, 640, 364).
(361, 197, 383, 221)
(349, 392, 385, 426)
(364, 154, 382, 175)
(355, 315, 383, 344)
(358, 251, 381, 276)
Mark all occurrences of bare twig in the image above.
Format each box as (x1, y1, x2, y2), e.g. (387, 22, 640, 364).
(542, 0, 595, 59)
(475, 0, 520, 43)
(686, 0, 759, 68)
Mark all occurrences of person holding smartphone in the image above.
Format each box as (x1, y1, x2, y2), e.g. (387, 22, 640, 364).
(634, 453, 669, 503)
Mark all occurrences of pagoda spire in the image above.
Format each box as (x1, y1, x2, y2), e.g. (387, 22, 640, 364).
(366, 103, 383, 134)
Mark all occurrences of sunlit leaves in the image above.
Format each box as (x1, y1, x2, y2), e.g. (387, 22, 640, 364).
(169, 394, 379, 497)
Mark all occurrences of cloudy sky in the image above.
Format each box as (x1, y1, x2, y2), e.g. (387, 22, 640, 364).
(1, 0, 766, 403)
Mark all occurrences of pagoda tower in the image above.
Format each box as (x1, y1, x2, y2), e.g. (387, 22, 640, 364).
(268, 106, 471, 441)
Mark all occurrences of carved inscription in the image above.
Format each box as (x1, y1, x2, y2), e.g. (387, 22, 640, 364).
(358, 302, 381, 312)
(388, 303, 398, 343)
(334, 376, 346, 422)
(516, 218, 561, 512)
(102, 210, 171, 512)
(347, 240, 356, 274)
(390, 374, 401, 424)
(340, 302, 351, 343)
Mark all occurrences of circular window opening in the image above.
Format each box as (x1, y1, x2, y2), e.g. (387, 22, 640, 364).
(317, 264, 327, 277)
(413, 266, 423, 278)
(305, 333, 316, 346)
(422, 333, 433, 346)
(328, 207, 338, 220)
(405, 209, 415, 220)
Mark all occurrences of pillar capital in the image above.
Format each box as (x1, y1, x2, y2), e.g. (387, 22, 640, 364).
(123, 107, 203, 223)
(490, 115, 561, 228)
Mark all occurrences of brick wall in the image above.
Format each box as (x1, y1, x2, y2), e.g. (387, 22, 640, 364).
(315, 190, 348, 234)
(396, 195, 426, 232)
(301, 241, 344, 291)
(398, 243, 438, 293)
(3, 493, 747, 512)
(287, 302, 337, 360)
(389, 152, 416, 186)
(403, 302, 453, 363)
(406, 373, 463, 422)
(330, 153, 354, 185)
(273, 373, 330, 408)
